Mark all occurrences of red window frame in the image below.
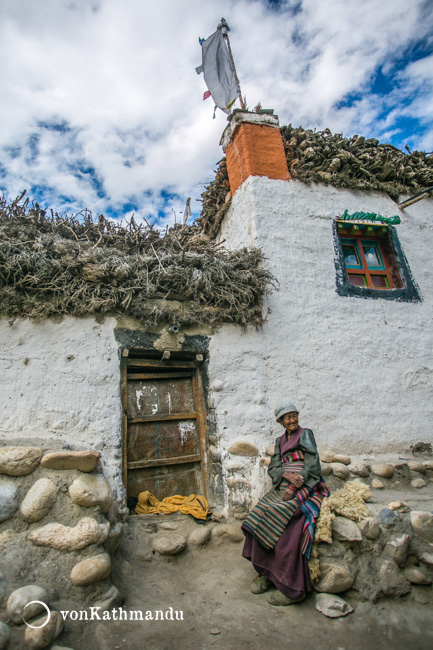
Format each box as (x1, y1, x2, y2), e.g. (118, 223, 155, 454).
(340, 233, 395, 290)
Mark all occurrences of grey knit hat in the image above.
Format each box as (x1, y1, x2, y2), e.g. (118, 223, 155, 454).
(275, 403, 299, 422)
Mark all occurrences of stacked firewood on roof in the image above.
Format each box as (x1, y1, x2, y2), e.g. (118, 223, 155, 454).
(0, 193, 276, 329)
(198, 125, 433, 237)
(281, 124, 433, 202)
(197, 159, 231, 239)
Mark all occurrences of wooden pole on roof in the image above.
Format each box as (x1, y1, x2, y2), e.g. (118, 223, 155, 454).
(398, 185, 433, 209)
(218, 17, 246, 111)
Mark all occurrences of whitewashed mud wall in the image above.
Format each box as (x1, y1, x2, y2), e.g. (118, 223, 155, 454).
(0, 317, 124, 498)
(208, 177, 433, 506)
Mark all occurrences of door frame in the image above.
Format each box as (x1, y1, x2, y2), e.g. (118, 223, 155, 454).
(120, 349, 209, 501)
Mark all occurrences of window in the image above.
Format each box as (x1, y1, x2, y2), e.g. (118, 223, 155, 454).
(341, 236, 395, 289)
(333, 220, 421, 302)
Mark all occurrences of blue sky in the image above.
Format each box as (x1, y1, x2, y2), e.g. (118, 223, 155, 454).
(0, 0, 432, 227)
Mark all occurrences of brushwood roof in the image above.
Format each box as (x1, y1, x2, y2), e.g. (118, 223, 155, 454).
(0, 194, 276, 329)
(198, 124, 433, 238)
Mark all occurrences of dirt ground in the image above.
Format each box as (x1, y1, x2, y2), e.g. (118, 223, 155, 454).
(47, 508, 433, 650)
(5, 473, 433, 649)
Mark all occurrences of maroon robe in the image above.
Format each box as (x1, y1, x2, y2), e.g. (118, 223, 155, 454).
(242, 428, 312, 598)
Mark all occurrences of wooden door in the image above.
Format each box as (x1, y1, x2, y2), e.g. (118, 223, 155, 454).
(121, 357, 208, 500)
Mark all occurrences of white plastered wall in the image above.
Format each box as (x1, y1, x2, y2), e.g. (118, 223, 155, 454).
(0, 317, 124, 499)
(208, 176, 433, 507)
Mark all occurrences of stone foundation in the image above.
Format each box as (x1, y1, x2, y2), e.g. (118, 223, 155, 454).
(0, 446, 125, 648)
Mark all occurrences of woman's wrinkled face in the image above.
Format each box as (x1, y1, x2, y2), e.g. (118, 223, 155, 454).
(282, 411, 299, 433)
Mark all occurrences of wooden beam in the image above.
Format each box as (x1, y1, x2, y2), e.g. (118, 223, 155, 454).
(120, 356, 128, 497)
(192, 372, 210, 498)
(127, 454, 201, 469)
(398, 186, 433, 210)
(127, 372, 194, 380)
(128, 412, 196, 424)
(127, 358, 196, 370)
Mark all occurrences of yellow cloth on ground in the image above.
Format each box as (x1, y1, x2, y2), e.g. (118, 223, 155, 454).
(135, 491, 209, 520)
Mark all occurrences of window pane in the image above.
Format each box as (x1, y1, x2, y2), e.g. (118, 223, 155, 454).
(348, 274, 367, 287)
(371, 275, 389, 288)
(362, 243, 383, 269)
(343, 244, 360, 267)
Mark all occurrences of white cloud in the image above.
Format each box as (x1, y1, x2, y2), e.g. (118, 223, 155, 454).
(0, 0, 432, 223)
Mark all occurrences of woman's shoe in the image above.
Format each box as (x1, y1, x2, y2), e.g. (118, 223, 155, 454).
(267, 590, 306, 606)
(250, 575, 273, 594)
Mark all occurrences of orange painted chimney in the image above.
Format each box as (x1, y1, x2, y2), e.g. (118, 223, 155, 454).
(220, 110, 290, 195)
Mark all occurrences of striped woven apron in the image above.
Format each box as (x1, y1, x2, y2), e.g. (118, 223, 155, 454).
(242, 439, 328, 558)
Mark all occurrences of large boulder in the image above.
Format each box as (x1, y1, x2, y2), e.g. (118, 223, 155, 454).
(0, 622, 10, 650)
(227, 441, 259, 457)
(315, 593, 354, 618)
(331, 463, 350, 480)
(420, 552, 433, 566)
(385, 534, 410, 566)
(321, 463, 332, 477)
(211, 525, 244, 544)
(226, 477, 251, 489)
(7, 585, 50, 624)
(410, 511, 433, 542)
(371, 463, 394, 479)
(349, 461, 370, 478)
(24, 610, 63, 650)
(152, 534, 187, 555)
(332, 517, 362, 542)
(358, 517, 380, 540)
(377, 508, 400, 527)
(20, 478, 57, 523)
(188, 526, 211, 548)
(314, 563, 355, 593)
(265, 444, 275, 456)
(411, 478, 426, 489)
(70, 553, 111, 586)
(41, 450, 100, 472)
(0, 484, 18, 523)
(0, 447, 42, 476)
(69, 474, 112, 513)
(334, 454, 351, 465)
(379, 560, 411, 597)
(28, 517, 109, 551)
(408, 461, 426, 474)
(404, 567, 432, 585)
(320, 450, 336, 463)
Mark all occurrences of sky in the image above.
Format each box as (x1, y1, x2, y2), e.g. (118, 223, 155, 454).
(0, 0, 432, 227)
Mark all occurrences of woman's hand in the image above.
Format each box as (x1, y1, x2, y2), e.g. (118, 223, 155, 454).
(283, 472, 304, 488)
(282, 488, 296, 501)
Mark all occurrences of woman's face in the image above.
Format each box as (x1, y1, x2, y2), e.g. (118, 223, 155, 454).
(282, 411, 299, 433)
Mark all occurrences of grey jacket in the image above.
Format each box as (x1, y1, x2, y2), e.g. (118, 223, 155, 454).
(268, 428, 321, 490)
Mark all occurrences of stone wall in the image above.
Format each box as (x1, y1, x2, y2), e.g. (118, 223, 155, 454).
(0, 446, 125, 648)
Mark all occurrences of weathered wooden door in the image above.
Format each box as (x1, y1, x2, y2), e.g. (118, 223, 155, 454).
(121, 356, 208, 501)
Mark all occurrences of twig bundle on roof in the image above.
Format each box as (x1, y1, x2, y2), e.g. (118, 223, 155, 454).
(281, 124, 433, 202)
(199, 124, 433, 237)
(0, 194, 276, 329)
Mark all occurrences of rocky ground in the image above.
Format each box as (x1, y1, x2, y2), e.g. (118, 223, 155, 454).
(2, 448, 433, 649)
(30, 511, 433, 650)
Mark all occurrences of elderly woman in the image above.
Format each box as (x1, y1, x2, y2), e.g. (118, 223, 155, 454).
(241, 403, 329, 606)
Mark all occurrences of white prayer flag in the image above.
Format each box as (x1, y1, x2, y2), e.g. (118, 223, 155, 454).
(196, 30, 238, 114)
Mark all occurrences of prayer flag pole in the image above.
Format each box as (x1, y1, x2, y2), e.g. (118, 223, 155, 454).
(217, 18, 246, 110)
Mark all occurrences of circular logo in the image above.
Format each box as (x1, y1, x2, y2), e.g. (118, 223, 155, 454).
(24, 601, 51, 628)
